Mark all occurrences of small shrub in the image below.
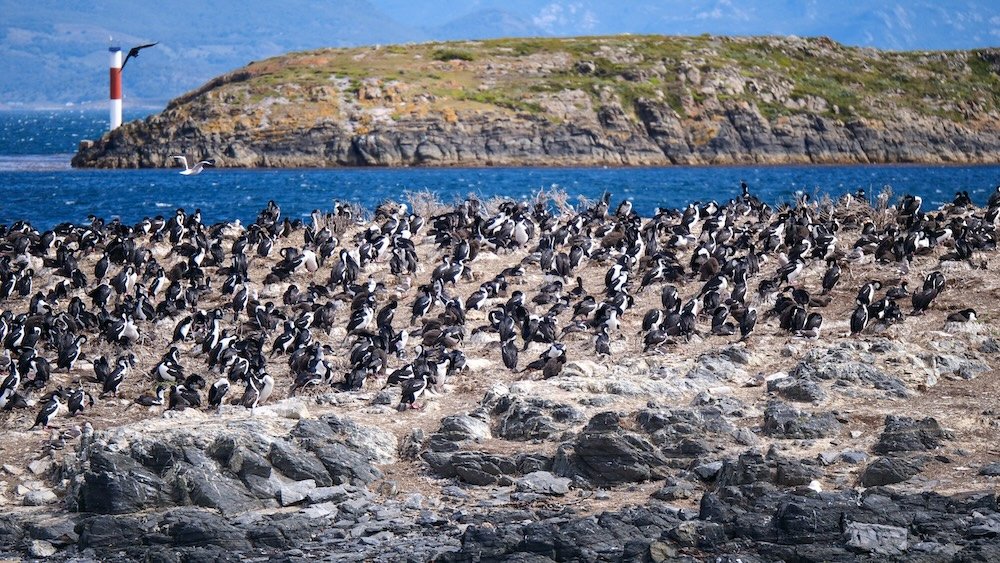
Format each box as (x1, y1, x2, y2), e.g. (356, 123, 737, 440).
(432, 49, 474, 62)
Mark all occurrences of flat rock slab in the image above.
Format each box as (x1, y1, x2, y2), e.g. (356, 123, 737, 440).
(844, 521, 909, 555)
(517, 471, 571, 495)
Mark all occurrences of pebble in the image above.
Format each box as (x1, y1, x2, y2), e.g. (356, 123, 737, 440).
(301, 502, 338, 519)
(979, 462, 1000, 476)
(23, 489, 58, 506)
(403, 493, 425, 510)
(442, 486, 469, 499)
(2, 464, 23, 476)
(29, 540, 57, 558)
(840, 450, 869, 464)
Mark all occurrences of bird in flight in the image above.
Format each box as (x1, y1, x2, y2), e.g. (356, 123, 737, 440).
(170, 155, 215, 176)
(121, 42, 158, 70)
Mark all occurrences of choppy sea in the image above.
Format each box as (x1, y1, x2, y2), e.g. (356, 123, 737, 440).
(1, 109, 998, 230)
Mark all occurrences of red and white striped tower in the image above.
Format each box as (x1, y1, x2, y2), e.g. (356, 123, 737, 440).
(109, 46, 123, 130)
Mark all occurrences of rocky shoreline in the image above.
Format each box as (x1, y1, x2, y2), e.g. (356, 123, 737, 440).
(73, 96, 1000, 170)
(0, 183, 997, 560)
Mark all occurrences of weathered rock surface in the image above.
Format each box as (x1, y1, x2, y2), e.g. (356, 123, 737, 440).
(67, 413, 384, 517)
(873, 415, 950, 454)
(431, 487, 1000, 562)
(761, 401, 841, 439)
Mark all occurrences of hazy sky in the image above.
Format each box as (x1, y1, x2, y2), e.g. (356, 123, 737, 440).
(1, 0, 998, 106)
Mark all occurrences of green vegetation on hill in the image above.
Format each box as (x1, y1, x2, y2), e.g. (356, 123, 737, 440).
(174, 34, 998, 129)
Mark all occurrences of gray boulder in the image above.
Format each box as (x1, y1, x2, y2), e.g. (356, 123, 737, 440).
(860, 456, 925, 486)
(492, 396, 583, 441)
(269, 440, 334, 486)
(637, 407, 739, 458)
(790, 348, 911, 398)
(761, 401, 840, 439)
(979, 462, 1000, 476)
(558, 412, 671, 485)
(843, 521, 909, 555)
(72, 415, 388, 517)
(427, 413, 492, 452)
(80, 449, 173, 514)
(450, 452, 518, 486)
(158, 508, 251, 551)
(769, 377, 827, 403)
(313, 442, 383, 485)
(171, 462, 268, 515)
(873, 415, 949, 453)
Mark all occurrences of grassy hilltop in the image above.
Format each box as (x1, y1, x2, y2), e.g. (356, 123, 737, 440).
(75, 35, 1000, 167)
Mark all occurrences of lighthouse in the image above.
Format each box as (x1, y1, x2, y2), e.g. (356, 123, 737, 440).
(109, 46, 123, 130)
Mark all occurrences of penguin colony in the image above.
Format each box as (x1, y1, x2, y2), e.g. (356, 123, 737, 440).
(0, 184, 995, 436)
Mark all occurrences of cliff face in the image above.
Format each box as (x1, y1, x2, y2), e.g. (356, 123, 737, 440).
(73, 36, 1000, 168)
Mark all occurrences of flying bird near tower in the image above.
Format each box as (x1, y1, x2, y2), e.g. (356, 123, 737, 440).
(121, 42, 158, 70)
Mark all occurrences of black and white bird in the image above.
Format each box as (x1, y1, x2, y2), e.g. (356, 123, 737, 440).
(946, 308, 976, 323)
(0, 366, 20, 409)
(67, 387, 94, 416)
(397, 372, 430, 411)
(850, 305, 869, 335)
(739, 307, 757, 342)
(208, 378, 231, 409)
(32, 391, 64, 428)
(56, 335, 86, 372)
(240, 373, 274, 410)
(100, 357, 131, 397)
(135, 385, 166, 407)
(153, 346, 184, 382)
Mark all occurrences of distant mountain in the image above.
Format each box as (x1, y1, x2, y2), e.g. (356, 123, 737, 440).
(2, 0, 997, 107)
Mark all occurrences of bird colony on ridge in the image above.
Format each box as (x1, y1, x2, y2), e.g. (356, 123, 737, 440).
(0, 183, 996, 433)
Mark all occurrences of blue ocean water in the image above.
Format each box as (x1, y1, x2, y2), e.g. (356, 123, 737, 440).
(1, 110, 998, 230)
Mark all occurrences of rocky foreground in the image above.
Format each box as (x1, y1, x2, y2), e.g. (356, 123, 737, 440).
(0, 187, 998, 561)
(73, 35, 1000, 169)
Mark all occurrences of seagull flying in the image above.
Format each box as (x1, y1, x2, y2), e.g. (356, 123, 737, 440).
(121, 42, 158, 70)
(170, 155, 215, 176)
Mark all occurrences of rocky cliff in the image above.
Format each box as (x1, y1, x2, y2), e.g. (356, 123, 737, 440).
(73, 35, 1000, 168)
